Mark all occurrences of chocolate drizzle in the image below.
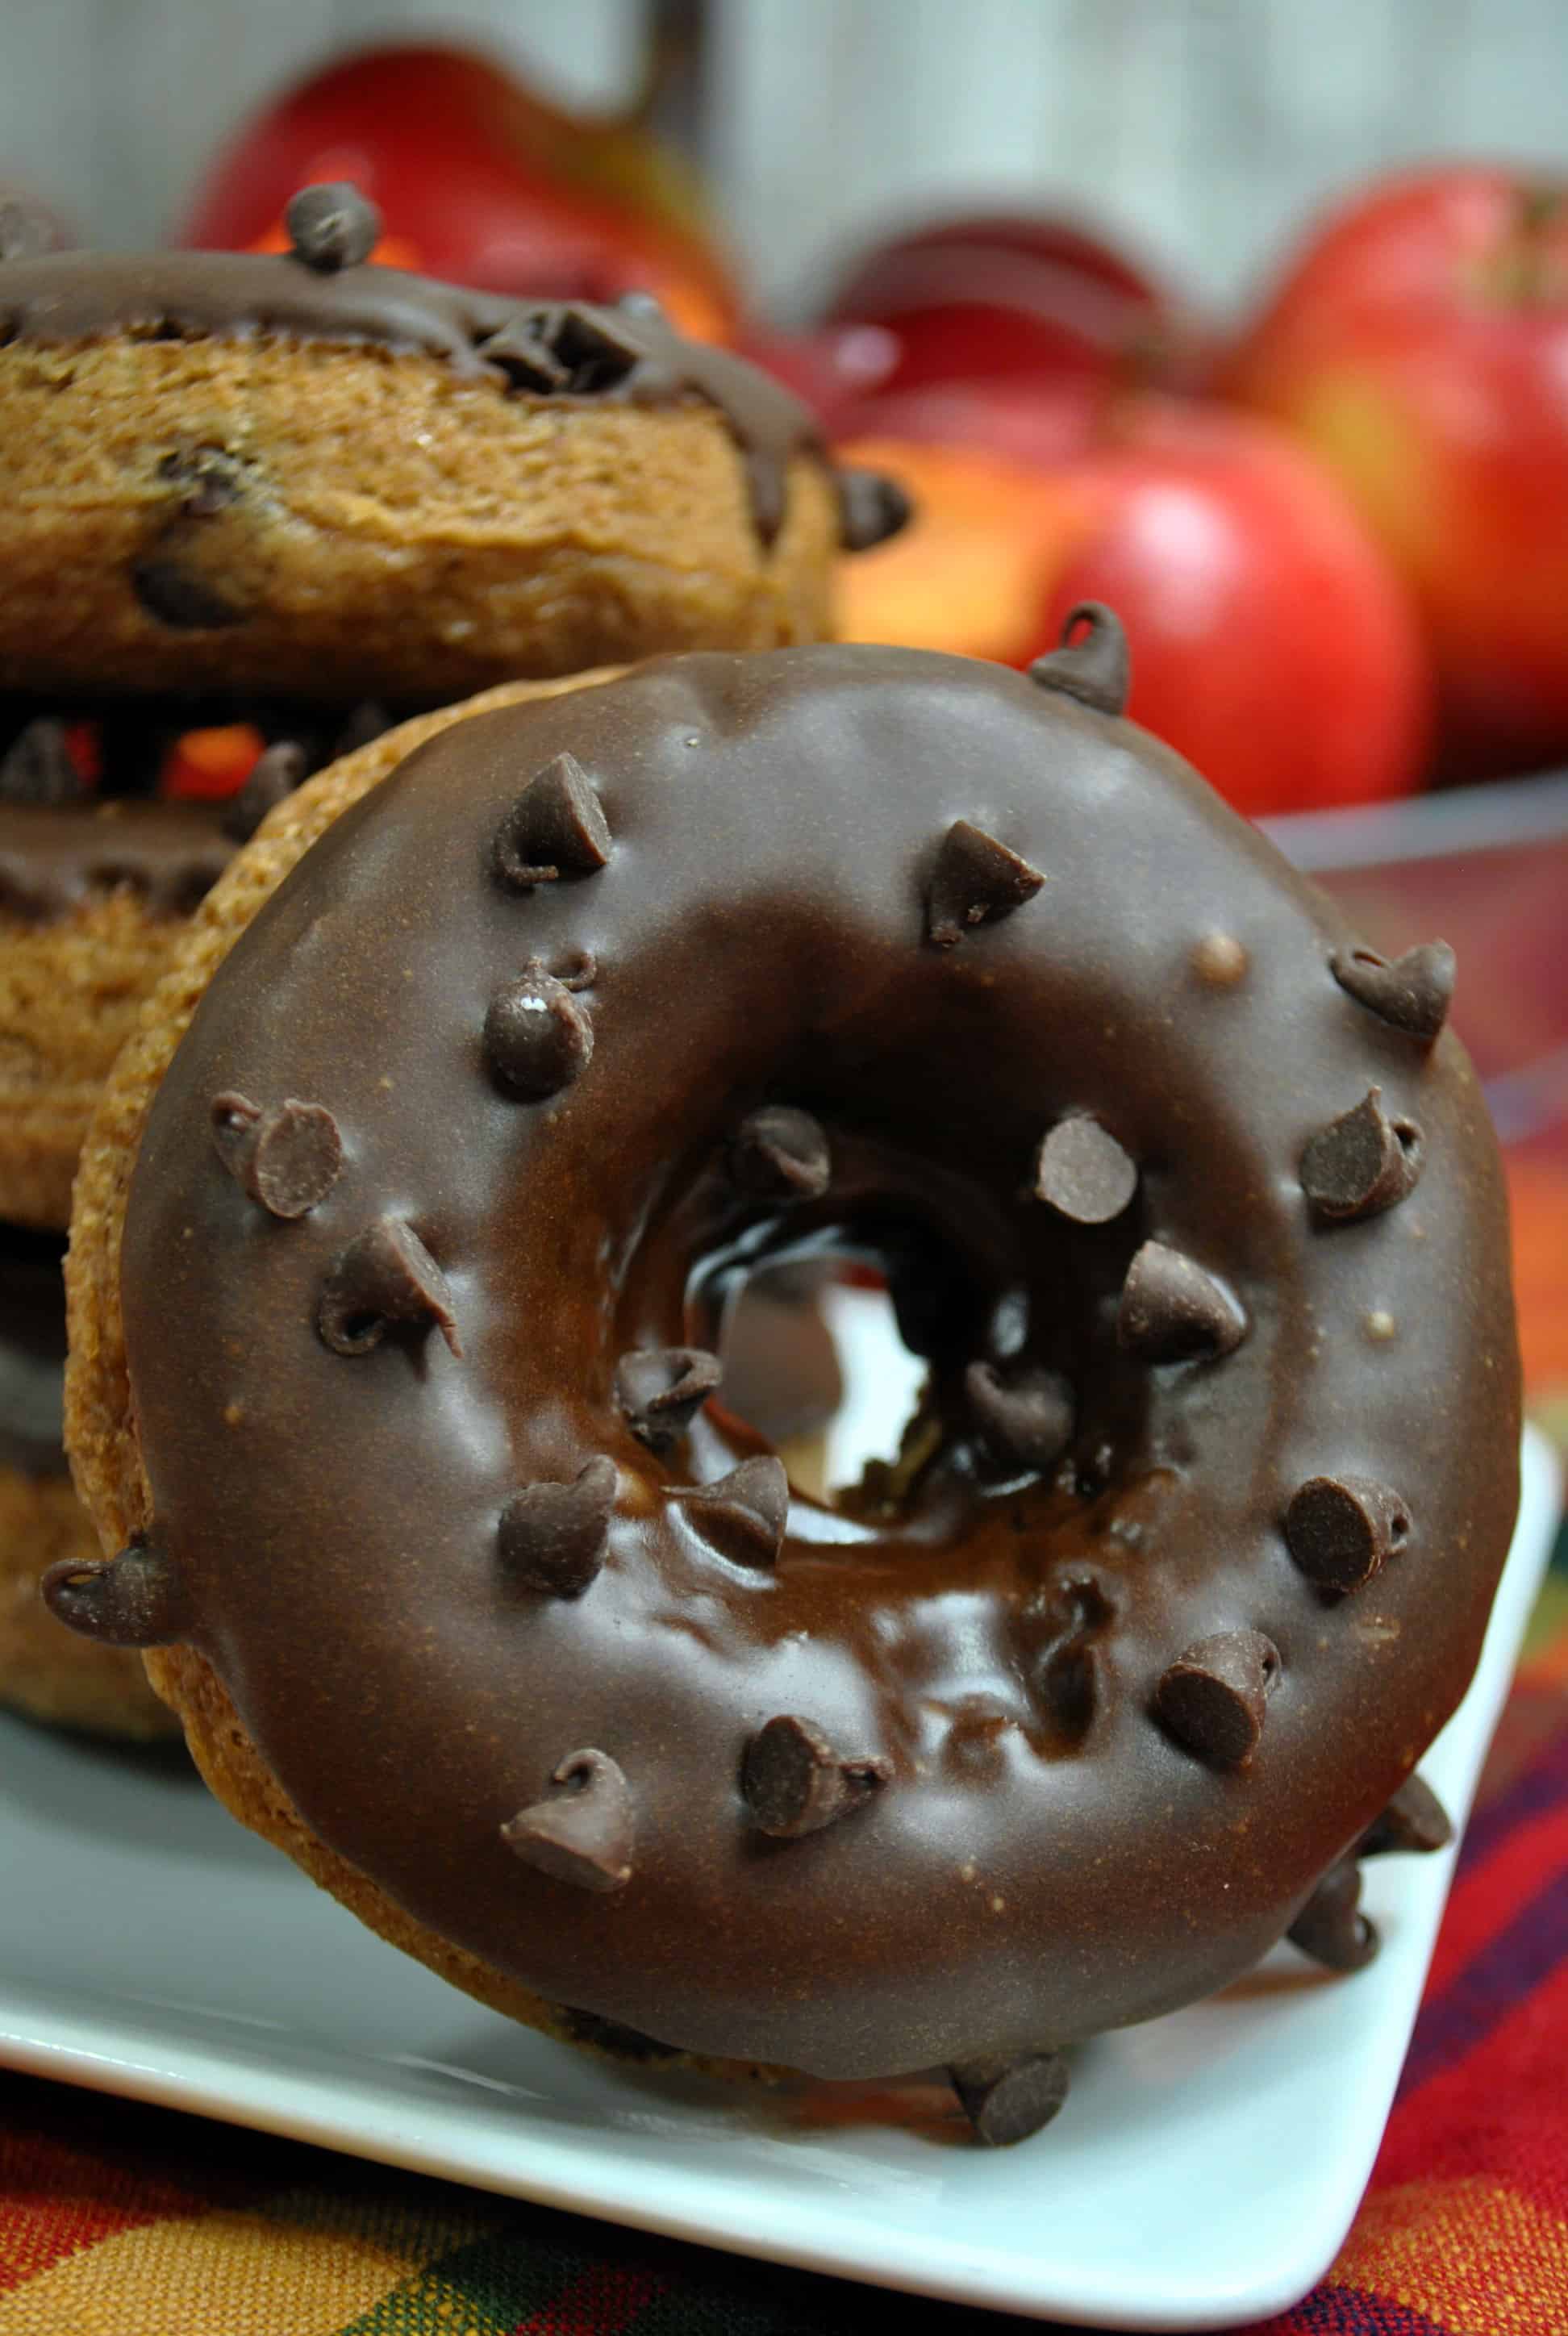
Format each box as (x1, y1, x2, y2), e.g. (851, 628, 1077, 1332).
(112, 644, 1520, 2089)
(0, 799, 232, 921)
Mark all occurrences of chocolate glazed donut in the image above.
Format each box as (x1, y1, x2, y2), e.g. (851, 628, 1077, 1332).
(57, 622, 1520, 2144)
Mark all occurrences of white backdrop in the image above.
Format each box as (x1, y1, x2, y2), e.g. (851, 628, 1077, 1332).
(2, 0, 1564, 317)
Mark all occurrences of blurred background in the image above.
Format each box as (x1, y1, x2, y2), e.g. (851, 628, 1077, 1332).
(3, 0, 1566, 1429)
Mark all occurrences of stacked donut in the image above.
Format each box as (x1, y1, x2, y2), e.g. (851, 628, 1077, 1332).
(0, 183, 893, 1738)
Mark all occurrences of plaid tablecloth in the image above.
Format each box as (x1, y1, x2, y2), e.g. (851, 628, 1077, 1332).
(3, 1157, 1566, 2336)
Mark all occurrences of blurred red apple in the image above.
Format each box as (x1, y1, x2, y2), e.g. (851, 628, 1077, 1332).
(180, 43, 738, 342)
(1222, 165, 1568, 779)
(825, 211, 1205, 398)
(1026, 402, 1434, 817)
(732, 323, 900, 433)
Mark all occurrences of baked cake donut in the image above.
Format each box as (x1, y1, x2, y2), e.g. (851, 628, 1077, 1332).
(0, 182, 899, 703)
(60, 619, 1520, 2141)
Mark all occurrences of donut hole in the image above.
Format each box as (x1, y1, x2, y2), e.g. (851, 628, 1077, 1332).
(712, 1256, 928, 1500)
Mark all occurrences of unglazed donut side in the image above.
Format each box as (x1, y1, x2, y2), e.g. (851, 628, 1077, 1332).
(66, 650, 1520, 2088)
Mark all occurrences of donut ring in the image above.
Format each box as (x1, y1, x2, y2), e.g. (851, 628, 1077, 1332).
(0, 183, 891, 703)
(63, 626, 1520, 2141)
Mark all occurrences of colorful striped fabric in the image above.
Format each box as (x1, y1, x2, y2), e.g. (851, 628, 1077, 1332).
(0, 1511, 1562, 2336)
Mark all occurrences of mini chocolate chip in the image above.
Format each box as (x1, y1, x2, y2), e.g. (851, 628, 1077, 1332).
(965, 1359, 1074, 1471)
(221, 740, 307, 843)
(501, 1749, 634, 1892)
(1359, 1774, 1451, 1859)
(730, 1105, 831, 1202)
(1028, 601, 1130, 716)
(836, 465, 912, 552)
(1300, 1088, 1423, 1223)
(926, 819, 1045, 948)
(1033, 1114, 1138, 1224)
(546, 303, 644, 389)
(484, 966, 594, 1100)
(335, 701, 393, 757)
(1153, 1629, 1278, 1768)
(499, 1458, 617, 1597)
(41, 1537, 188, 1648)
(211, 1090, 342, 1219)
(285, 181, 382, 273)
(615, 1346, 721, 1450)
(740, 1714, 890, 1838)
(480, 315, 572, 392)
(949, 2052, 1070, 2146)
(318, 1220, 461, 1358)
(1331, 941, 1454, 1045)
(1117, 1241, 1247, 1362)
(673, 1456, 790, 1570)
(1287, 1857, 1378, 1971)
(0, 717, 89, 805)
(131, 558, 246, 631)
(492, 752, 612, 889)
(1284, 1474, 1409, 1594)
(1191, 932, 1249, 987)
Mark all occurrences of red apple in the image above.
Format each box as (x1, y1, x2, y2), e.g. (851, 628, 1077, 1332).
(179, 43, 738, 342)
(825, 211, 1204, 398)
(1025, 402, 1434, 818)
(732, 323, 900, 434)
(1221, 165, 1568, 779)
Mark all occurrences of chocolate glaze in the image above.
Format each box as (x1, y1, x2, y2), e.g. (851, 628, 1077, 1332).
(0, 1225, 67, 1476)
(115, 649, 1520, 2081)
(0, 250, 861, 549)
(0, 799, 232, 920)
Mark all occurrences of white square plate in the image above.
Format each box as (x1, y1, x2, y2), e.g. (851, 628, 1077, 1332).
(0, 1425, 1558, 2331)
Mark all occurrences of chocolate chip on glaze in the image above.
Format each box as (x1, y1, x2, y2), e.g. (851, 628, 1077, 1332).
(673, 1457, 790, 1570)
(1153, 1629, 1279, 1768)
(1028, 601, 1130, 715)
(1287, 1856, 1378, 1971)
(502, 1750, 635, 1893)
(740, 1715, 891, 1838)
(499, 1458, 617, 1596)
(477, 315, 572, 393)
(1035, 1579, 1114, 1742)
(1033, 1114, 1137, 1224)
(222, 741, 307, 844)
(318, 1220, 461, 1358)
(285, 181, 382, 273)
(42, 1536, 188, 1648)
(1332, 942, 1454, 1045)
(836, 465, 912, 553)
(965, 1360, 1074, 1472)
(926, 819, 1045, 948)
(615, 1347, 722, 1451)
(1301, 1089, 1423, 1224)
(211, 1091, 343, 1219)
(1285, 1475, 1408, 1594)
(492, 753, 612, 891)
(949, 2052, 1070, 2147)
(729, 1106, 831, 1202)
(1360, 1774, 1451, 1858)
(1117, 1241, 1247, 1362)
(484, 966, 594, 1101)
(0, 717, 89, 805)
